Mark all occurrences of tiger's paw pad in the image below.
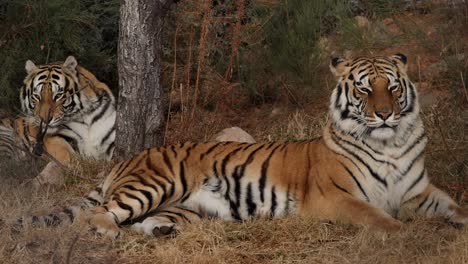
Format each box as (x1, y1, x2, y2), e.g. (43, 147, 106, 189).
(152, 225, 177, 237)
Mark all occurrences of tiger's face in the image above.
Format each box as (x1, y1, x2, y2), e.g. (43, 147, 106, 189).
(329, 54, 418, 140)
(20, 56, 80, 128)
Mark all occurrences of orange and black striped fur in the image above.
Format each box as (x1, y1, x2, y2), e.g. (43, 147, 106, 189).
(17, 54, 468, 238)
(1, 56, 115, 167)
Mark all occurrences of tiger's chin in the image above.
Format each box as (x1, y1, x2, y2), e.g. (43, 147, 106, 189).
(368, 127, 396, 140)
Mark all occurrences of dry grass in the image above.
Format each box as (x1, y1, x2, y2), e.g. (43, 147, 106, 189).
(0, 181, 467, 264)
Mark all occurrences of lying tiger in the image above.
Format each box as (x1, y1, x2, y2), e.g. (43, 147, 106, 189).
(0, 56, 116, 183)
(16, 54, 467, 238)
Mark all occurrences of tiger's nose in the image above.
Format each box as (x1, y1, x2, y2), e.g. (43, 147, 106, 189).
(376, 109, 392, 120)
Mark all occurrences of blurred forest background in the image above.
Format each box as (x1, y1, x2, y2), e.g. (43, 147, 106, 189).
(1, 1, 468, 263)
(3, 0, 465, 111)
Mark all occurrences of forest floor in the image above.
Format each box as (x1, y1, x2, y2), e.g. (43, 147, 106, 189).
(1, 4, 468, 264)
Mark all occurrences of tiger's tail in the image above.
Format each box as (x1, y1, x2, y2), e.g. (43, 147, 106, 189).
(13, 185, 105, 230)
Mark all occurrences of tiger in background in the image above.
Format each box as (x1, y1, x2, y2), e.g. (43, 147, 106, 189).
(0, 56, 116, 165)
(15, 54, 467, 238)
(0, 56, 116, 182)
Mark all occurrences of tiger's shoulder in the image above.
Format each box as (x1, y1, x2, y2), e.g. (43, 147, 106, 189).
(76, 64, 115, 102)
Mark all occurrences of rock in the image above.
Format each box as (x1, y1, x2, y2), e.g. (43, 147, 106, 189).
(462, 109, 468, 126)
(212, 127, 256, 143)
(382, 18, 394, 25)
(355, 16, 369, 28)
(32, 162, 65, 188)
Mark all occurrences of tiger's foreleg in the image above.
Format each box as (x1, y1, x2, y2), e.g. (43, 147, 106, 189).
(404, 183, 468, 227)
(131, 206, 203, 237)
(328, 195, 403, 232)
(33, 136, 75, 186)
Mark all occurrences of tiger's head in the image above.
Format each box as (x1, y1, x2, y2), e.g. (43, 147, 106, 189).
(20, 56, 81, 128)
(329, 54, 419, 140)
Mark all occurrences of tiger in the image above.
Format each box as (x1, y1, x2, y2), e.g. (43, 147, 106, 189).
(0, 56, 116, 180)
(0, 116, 38, 161)
(14, 54, 467, 238)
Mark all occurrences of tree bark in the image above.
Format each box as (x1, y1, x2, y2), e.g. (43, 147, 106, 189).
(115, 0, 176, 160)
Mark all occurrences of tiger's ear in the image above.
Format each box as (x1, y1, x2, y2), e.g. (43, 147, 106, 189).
(390, 53, 407, 71)
(25, 60, 38, 74)
(63, 56, 78, 72)
(329, 57, 350, 77)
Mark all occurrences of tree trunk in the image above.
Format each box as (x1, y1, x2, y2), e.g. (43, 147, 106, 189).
(115, 0, 176, 160)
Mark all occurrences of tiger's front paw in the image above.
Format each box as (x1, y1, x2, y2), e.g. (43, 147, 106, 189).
(447, 207, 468, 229)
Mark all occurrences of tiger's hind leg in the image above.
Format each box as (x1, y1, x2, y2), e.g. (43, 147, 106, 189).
(131, 206, 202, 237)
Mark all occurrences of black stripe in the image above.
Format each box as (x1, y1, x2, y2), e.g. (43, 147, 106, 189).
(114, 154, 147, 182)
(335, 84, 343, 107)
(180, 192, 191, 203)
(162, 150, 174, 175)
(399, 149, 424, 177)
(330, 134, 387, 187)
(85, 197, 100, 206)
(229, 200, 242, 221)
(123, 191, 145, 212)
(101, 125, 115, 145)
(179, 161, 187, 199)
(333, 131, 397, 168)
(63, 208, 74, 222)
(44, 214, 62, 226)
(402, 169, 425, 202)
(158, 213, 178, 223)
(212, 161, 219, 177)
(425, 198, 435, 213)
(116, 200, 134, 220)
(221, 146, 244, 176)
(132, 174, 160, 195)
(341, 162, 369, 201)
(331, 179, 351, 195)
(395, 132, 426, 159)
(171, 145, 178, 158)
(113, 158, 134, 182)
(221, 146, 244, 202)
(184, 143, 196, 160)
(123, 183, 153, 213)
(246, 183, 256, 217)
(270, 186, 277, 218)
(106, 142, 115, 157)
(259, 145, 281, 203)
(200, 142, 223, 160)
(417, 195, 429, 210)
(233, 144, 265, 207)
(52, 133, 79, 152)
(233, 166, 243, 207)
